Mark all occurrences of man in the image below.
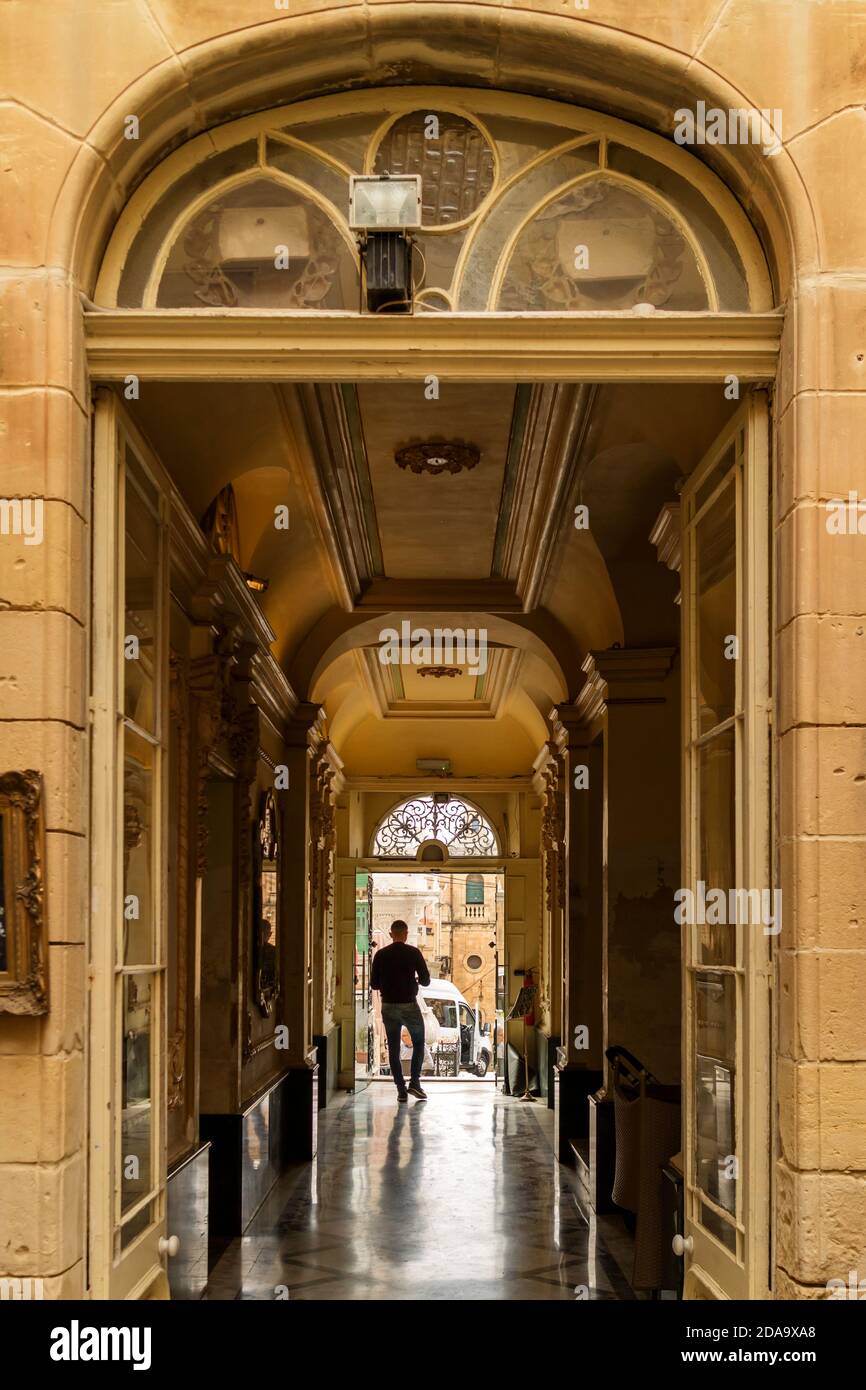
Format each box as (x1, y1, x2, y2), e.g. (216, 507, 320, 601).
(370, 920, 431, 1102)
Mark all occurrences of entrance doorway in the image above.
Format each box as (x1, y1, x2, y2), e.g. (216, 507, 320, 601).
(354, 868, 505, 1086)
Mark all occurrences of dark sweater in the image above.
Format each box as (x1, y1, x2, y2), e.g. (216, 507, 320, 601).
(370, 942, 431, 1003)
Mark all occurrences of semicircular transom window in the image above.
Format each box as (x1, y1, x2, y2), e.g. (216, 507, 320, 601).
(373, 795, 499, 858)
(101, 90, 770, 313)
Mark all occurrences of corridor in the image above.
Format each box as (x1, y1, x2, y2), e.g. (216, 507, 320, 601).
(204, 1086, 634, 1301)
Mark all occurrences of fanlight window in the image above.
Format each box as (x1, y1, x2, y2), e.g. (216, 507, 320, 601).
(373, 796, 499, 858)
(100, 92, 770, 313)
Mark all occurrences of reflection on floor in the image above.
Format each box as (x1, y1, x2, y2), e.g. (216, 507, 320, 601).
(204, 1081, 635, 1300)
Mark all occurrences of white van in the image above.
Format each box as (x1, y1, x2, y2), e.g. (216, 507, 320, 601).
(419, 979, 493, 1077)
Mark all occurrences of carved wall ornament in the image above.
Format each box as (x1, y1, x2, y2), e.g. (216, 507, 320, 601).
(310, 749, 337, 914)
(200, 484, 242, 565)
(253, 788, 280, 1018)
(540, 758, 566, 916)
(418, 665, 462, 678)
(0, 770, 48, 1015)
(167, 1032, 185, 1111)
(394, 439, 480, 476)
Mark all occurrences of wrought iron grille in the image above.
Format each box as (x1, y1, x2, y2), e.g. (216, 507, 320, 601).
(372, 795, 498, 857)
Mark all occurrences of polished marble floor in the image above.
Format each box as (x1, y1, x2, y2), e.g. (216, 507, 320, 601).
(204, 1082, 635, 1300)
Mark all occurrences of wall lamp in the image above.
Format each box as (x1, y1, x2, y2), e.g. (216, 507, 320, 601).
(243, 572, 269, 593)
(349, 173, 422, 313)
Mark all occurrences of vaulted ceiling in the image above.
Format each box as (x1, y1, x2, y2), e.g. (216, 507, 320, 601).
(128, 378, 737, 773)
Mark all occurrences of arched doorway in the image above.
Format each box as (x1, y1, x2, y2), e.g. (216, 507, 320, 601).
(84, 78, 778, 1302)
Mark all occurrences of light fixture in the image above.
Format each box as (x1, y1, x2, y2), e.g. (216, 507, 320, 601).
(417, 758, 451, 775)
(243, 572, 269, 593)
(349, 173, 422, 313)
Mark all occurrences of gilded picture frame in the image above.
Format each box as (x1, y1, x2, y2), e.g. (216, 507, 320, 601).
(0, 770, 48, 1015)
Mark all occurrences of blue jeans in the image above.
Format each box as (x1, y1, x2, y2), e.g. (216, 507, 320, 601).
(382, 1001, 425, 1091)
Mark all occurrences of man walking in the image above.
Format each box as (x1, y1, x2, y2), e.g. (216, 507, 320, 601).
(371, 920, 431, 1102)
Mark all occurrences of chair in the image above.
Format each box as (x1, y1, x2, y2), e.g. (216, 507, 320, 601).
(606, 1046, 682, 1293)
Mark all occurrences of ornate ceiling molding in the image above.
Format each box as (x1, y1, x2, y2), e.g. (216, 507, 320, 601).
(359, 646, 519, 720)
(395, 439, 480, 476)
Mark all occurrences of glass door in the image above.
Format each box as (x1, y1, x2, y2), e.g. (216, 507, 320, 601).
(90, 394, 169, 1298)
(680, 394, 771, 1300)
(353, 870, 374, 1090)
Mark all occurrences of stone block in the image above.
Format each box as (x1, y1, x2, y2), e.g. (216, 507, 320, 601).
(779, 726, 866, 840)
(777, 391, 866, 517)
(777, 615, 866, 731)
(45, 830, 88, 946)
(699, 0, 866, 141)
(0, 611, 86, 726)
(0, 272, 87, 412)
(777, 502, 866, 628)
(775, 1160, 866, 1286)
(0, 387, 88, 516)
(781, 836, 865, 952)
(0, 722, 85, 835)
(789, 109, 866, 273)
(0, 1050, 83, 1163)
(0, 105, 80, 268)
(0, 1, 172, 138)
(0, 501, 86, 624)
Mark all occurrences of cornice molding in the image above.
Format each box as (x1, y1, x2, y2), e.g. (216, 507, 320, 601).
(575, 645, 678, 721)
(548, 702, 596, 752)
(250, 649, 298, 734)
(573, 659, 609, 726)
(84, 311, 783, 383)
(650, 500, 683, 605)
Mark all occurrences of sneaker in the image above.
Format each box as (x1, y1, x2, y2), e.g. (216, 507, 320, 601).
(407, 1082, 427, 1100)
(397, 1090, 408, 1103)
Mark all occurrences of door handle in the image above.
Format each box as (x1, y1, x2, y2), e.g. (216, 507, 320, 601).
(672, 1233, 693, 1257)
(159, 1234, 181, 1258)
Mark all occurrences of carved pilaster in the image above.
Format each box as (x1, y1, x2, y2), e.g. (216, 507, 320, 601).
(190, 632, 238, 875)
